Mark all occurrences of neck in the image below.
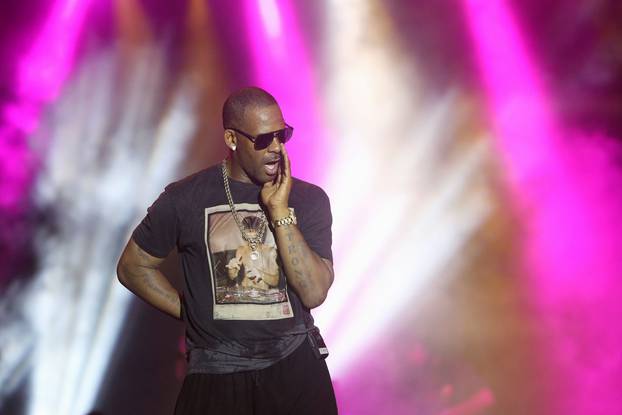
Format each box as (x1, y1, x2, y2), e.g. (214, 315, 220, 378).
(226, 156, 253, 184)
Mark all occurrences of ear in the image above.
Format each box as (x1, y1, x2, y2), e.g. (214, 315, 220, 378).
(224, 129, 237, 151)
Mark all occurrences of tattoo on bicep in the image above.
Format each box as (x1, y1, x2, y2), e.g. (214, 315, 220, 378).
(136, 247, 152, 261)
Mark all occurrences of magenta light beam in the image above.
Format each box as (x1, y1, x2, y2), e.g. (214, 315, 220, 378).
(462, 1, 622, 414)
(244, 0, 327, 182)
(1, 0, 92, 207)
(0, 0, 92, 285)
(18, 0, 91, 104)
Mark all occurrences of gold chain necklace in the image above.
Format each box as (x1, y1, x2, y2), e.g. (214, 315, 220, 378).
(221, 159, 267, 260)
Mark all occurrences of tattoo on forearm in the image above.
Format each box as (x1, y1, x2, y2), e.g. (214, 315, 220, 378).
(294, 268, 309, 291)
(284, 228, 310, 291)
(128, 265, 179, 307)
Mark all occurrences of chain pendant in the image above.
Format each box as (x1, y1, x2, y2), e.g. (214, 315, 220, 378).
(250, 242, 259, 261)
(222, 160, 267, 262)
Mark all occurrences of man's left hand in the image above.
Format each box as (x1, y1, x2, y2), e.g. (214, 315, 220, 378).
(261, 142, 292, 220)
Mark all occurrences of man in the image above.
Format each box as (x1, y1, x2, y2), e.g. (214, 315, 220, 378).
(116, 86, 337, 414)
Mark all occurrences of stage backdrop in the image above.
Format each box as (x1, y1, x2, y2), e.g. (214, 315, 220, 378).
(1, 1, 621, 415)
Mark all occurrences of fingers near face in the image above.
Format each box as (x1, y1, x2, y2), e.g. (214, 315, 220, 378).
(280, 142, 291, 177)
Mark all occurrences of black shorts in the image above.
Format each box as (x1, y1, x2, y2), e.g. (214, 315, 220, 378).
(174, 338, 338, 415)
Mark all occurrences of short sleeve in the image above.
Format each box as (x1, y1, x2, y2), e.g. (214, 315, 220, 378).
(132, 187, 179, 258)
(297, 186, 333, 262)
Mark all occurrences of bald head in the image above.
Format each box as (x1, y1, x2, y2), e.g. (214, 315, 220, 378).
(222, 87, 279, 130)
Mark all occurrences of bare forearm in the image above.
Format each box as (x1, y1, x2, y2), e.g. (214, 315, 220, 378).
(261, 143, 333, 308)
(117, 263, 181, 319)
(273, 223, 333, 308)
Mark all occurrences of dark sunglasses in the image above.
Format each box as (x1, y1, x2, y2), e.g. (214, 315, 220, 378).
(228, 124, 294, 150)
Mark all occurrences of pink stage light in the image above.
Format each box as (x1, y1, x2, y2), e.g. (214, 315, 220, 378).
(0, 0, 92, 213)
(463, 0, 622, 413)
(17, 0, 91, 103)
(243, 0, 328, 182)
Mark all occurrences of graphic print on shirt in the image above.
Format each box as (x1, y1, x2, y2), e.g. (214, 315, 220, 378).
(205, 203, 294, 320)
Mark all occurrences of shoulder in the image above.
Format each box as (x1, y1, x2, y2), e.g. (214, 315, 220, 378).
(163, 164, 221, 198)
(291, 177, 330, 201)
(290, 177, 331, 215)
(152, 165, 222, 215)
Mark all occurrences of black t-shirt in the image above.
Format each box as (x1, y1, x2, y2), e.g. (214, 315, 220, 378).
(132, 164, 333, 374)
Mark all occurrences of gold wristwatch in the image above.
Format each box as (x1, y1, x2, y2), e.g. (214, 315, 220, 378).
(273, 209, 297, 227)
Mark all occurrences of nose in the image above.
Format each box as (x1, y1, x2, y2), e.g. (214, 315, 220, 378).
(266, 135, 281, 152)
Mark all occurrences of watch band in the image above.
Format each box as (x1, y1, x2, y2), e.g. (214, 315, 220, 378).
(273, 209, 297, 227)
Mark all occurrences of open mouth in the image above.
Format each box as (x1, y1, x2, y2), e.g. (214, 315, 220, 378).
(264, 159, 280, 176)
